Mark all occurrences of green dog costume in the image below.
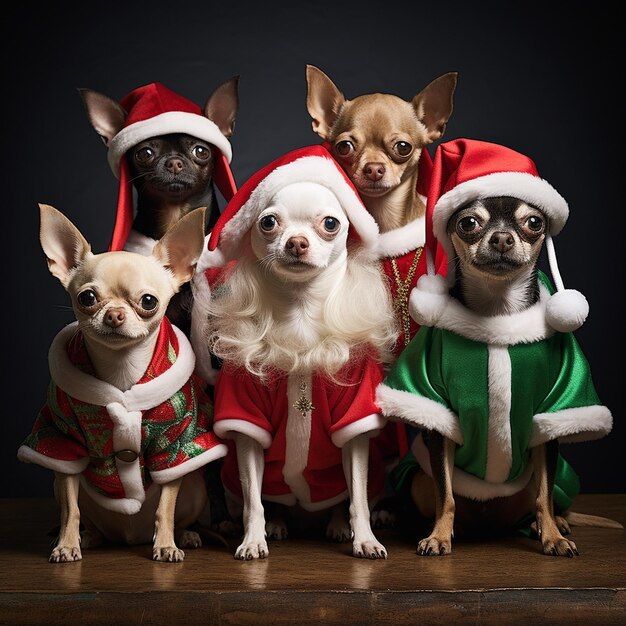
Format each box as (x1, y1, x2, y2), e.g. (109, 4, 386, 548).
(376, 139, 612, 528)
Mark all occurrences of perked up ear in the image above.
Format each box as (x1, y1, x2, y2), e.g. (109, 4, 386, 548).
(39, 204, 92, 287)
(204, 76, 240, 138)
(78, 88, 127, 147)
(153, 207, 207, 287)
(412, 72, 458, 143)
(305, 64, 346, 140)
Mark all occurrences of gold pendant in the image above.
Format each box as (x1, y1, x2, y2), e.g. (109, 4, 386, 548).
(293, 379, 315, 417)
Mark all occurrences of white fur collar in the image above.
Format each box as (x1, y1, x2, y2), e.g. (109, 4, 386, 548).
(410, 276, 554, 345)
(376, 215, 425, 258)
(48, 321, 196, 411)
(123, 229, 158, 256)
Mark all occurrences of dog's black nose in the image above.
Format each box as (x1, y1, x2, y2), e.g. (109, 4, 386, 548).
(489, 231, 514, 253)
(286, 236, 309, 256)
(363, 162, 385, 182)
(165, 157, 184, 174)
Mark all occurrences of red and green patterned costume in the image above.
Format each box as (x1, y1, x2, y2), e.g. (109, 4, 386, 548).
(18, 318, 227, 514)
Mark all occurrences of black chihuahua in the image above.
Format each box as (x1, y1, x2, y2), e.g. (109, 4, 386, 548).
(79, 78, 239, 335)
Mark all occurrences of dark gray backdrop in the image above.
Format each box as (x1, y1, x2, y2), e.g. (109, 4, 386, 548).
(2, 2, 623, 497)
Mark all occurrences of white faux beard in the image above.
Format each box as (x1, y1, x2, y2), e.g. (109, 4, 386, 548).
(207, 246, 398, 380)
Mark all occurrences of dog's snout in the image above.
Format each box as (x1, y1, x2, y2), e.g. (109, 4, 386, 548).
(286, 236, 309, 256)
(489, 231, 515, 253)
(363, 162, 385, 182)
(104, 308, 126, 328)
(165, 157, 184, 174)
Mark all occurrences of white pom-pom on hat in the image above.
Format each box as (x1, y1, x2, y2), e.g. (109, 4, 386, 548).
(544, 235, 589, 332)
(409, 273, 449, 327)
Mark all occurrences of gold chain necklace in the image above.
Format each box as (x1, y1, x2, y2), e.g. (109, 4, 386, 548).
(391, 247, 423, 346)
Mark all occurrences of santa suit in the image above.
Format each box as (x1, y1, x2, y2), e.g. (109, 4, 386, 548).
(18, 317, 227, 515)
(377, 272, 613, 514)
(213, 355, 387, 511)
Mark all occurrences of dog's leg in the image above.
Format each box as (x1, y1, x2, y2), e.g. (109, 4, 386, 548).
(50, 472, 82, 562)
(153, 477, 185, 562)
(234, 433, 268, 559)
(342, 433, 387, 559)
(417, 431, 456, 556)
(532, 441, 578, 557)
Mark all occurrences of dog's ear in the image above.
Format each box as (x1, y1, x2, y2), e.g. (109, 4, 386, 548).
(305, 65, 345, 140)
(39, 204, 92, 287)
(78, 88, 127, 147)
(153, 207, 207, 286)
(204, 76, 239, 138)
(412, 72, 458, 143)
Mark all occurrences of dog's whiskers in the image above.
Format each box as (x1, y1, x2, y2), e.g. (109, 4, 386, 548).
(257, 253, 278, 277)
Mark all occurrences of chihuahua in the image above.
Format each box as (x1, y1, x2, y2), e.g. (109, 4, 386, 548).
(18, 205, 228, 562)
(205, 149, 398, 559)
(378, 189, 617, 557)
(79, 78, 239, 335)
(306, 65, 457, 234)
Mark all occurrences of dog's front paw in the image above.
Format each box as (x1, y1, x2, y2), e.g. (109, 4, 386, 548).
(371, 508, 396, 529)
(153, 546, 185, 562)
(542, 536, 579, 558)
(235, 537, 268, 560)
(177, 530, 202, 549)
(352, 538, 387, 559)
(326, 518, 351, 543)
(417, 534, 452, 556)
(265, 518, 288, 540)
(49, 545, 82, 563)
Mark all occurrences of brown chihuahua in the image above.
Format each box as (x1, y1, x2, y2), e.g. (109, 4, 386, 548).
(18, 205, 227, 562)
(305, 67, 458, 525)
(306, 65, 457, 233)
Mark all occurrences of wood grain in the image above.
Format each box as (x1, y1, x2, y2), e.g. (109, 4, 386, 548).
(0, 494, 624, 624)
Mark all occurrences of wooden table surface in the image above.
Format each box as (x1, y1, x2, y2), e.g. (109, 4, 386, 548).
(0, 494, 624, 625)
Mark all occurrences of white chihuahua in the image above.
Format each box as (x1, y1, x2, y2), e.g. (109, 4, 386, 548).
(18, 205, 227, 562)
(203, 147, 398, 560)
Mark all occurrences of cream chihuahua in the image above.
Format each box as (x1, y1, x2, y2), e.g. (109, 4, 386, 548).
(18, 205, 227, 562)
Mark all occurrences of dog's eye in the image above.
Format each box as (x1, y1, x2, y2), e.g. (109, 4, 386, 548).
(134, 147, 155, 163)
(192, 145, 211, 161)
(77, 289, 98, 308)
(394, 141, 413, 157)
(140, 294, 158, 312)
(458, 216, 480, 234)
(526, 216, 544, 232)
(259, 215, 277, 232)
(335, 141, 355, 157)
(323, 217, 340, 232)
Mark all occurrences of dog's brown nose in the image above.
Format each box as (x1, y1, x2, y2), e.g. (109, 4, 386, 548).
(165, 157, 184, 174)
(286, 236, 309, 256)
(489, 231, 515, 253)
(363, 162, 385, 182)
(104, 308, 126, 328)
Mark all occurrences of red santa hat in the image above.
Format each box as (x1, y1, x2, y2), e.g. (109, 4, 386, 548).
(204, 143, 380, 266)
(411, 138, 588, 333)
(105, 82, 237, 251)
